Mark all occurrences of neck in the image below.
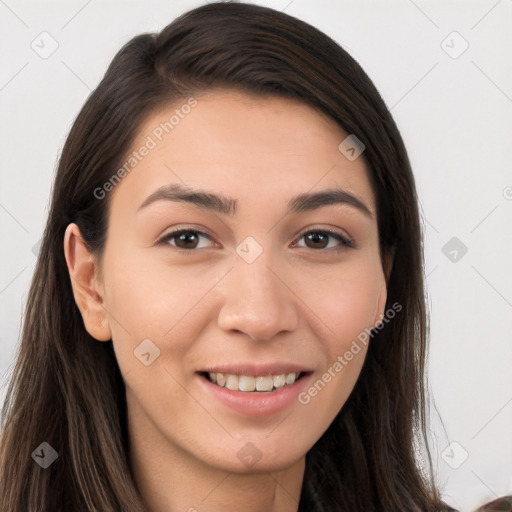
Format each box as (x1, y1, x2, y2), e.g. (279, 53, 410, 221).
(127, 400, 305, 512)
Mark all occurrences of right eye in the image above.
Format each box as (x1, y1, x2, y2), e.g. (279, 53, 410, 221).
(157, 229, 215, 252)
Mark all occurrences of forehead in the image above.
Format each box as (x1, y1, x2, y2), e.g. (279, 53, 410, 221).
(109, 89, 375, 218)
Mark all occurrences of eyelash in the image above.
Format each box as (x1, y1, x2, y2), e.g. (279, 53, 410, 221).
(157, 228, 356, 254)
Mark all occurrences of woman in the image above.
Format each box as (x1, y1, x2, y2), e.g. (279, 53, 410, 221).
(0, 2, 458, 510)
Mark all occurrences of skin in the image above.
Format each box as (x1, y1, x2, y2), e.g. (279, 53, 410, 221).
(64, 89, 389, 512)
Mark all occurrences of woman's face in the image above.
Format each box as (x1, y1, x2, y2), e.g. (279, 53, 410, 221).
(79, 90, 387, 473)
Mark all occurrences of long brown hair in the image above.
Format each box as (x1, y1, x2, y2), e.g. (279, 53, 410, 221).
(0, 2, 454, 510)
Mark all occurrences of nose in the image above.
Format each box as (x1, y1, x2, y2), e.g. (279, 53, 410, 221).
(217, 247, 299, 342)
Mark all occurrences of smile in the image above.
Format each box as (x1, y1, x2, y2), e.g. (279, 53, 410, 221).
(197, 369, 312, 416)
(206, 372, 302, 392)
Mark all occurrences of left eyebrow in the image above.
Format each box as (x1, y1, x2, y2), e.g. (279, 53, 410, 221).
(137, 183, 373, 219)
(287, 188, 373, 218)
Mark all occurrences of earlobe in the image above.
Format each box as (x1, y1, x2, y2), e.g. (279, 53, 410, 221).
(63, 223, 111, 342)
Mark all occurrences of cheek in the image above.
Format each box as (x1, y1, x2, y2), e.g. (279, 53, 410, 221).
(307, 258, 384, 351)
(101, 249, 226, 369)
(294, 267, 380, 429)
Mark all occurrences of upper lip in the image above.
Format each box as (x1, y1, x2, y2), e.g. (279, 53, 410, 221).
(198, 363, 313, 376)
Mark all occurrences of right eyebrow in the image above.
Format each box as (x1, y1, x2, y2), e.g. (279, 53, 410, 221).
(137, 183, 237, 216)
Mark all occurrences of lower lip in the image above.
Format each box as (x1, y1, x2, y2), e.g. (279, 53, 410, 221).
(197, 373, 312, 417)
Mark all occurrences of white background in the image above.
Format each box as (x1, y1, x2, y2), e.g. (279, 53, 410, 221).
(0, 1, 511, 510)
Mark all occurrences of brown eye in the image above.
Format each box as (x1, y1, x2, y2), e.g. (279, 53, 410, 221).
(296, 230, 354, 250)
(159, 229, 213, 251)
(174, 231, 200, 249)
(304, 232, 329, 249)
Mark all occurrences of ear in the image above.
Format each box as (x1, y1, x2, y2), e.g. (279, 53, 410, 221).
(372, 247, 394, 328)
(63, 223, 111, 341)
(382, 245, 395, 285)
(373, 280, 388, 329)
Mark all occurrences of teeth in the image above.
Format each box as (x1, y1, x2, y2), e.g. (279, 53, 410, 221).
(207, 371, 301, 392)
(225, 374, 239, 391)
(285, 373, 296, 385)
(238, 375, 256, 392)
(256, 376, 273, 391)
(273, 374, 286, 388)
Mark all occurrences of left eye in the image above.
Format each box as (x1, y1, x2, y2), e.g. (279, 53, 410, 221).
(294, 230, 354, 250)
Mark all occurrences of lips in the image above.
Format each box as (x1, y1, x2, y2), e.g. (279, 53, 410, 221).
(196, 366, 314, 416)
